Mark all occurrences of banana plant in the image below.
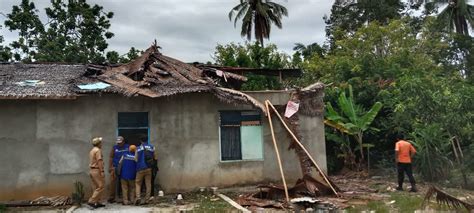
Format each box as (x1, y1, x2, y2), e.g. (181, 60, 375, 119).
(325, 85, 383, 162)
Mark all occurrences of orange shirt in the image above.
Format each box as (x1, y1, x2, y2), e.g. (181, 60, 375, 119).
(395, 140, 416, 163)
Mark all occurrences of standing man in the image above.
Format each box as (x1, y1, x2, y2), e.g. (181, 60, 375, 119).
(134, 136, 157, 205)
(108, 136, 129, 203)
(395, 136, 417, 192)
(119, 145, 137, 205)
(88, 137, 106, 208)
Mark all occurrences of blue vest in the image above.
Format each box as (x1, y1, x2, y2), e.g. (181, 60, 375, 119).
(113, 144, 129, 167)
(143, 144, 155, 160)
(136, 144, 155, 171)
(120, 152, 137, 180)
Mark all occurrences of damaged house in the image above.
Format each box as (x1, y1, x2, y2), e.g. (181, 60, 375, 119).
(0, 45, 327, 200)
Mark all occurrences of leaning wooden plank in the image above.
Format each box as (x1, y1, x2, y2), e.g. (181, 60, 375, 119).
(266, 100, 339, 197)
(216, 193, 251, 213)
(265, 101, 290, 202)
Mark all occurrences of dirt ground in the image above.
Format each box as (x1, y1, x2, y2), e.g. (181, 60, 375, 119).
(3, 175, 474, 212)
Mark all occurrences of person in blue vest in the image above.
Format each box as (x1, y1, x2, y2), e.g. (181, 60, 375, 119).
(107, 136, 129, 203)
(118, 145, 137, 205)
(134, 136, 157, 205)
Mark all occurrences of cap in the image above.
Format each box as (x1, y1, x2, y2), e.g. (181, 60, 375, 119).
(116, 136, 124, 144)
(92, 137, 102, 146)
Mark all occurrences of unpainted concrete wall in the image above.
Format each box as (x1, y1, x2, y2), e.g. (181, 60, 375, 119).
(0, 92, 325, 200)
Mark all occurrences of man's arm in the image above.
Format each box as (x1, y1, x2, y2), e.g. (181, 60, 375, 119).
(395, 151, 399, 163)
(118, 155, 124, 165)
(97, 150, 105, 177)
(395, 142, 399, 164)
(134, 147, 139, 162)
(410, 144, 416, 158)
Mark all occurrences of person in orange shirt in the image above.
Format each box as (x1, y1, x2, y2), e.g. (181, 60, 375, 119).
(395, 136, 417, 192)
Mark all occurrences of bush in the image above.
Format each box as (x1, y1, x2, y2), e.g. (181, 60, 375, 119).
(411, 124, 452, 182)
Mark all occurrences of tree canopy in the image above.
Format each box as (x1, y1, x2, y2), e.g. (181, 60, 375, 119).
(3, 0, 115, 63)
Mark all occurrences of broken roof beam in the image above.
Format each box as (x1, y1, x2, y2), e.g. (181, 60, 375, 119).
(203, 68, 248, 82)
(196, 64, 302, 78)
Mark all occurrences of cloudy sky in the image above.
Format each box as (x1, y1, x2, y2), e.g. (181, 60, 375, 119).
(0, 0, 333, 62)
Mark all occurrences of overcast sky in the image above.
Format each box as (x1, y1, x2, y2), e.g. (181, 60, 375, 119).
(0, 0, 332, 62)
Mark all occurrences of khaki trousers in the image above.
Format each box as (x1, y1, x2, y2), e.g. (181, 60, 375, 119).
(120, 179, 135, 204)
(88, 169, 105, 203)
(135, 168, 152, 200)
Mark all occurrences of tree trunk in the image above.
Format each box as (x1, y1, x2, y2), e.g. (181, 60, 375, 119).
(283, 113, 314, 176)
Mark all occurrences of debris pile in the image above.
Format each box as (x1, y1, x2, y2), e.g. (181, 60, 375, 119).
(75, 42, 266, 113)
(237, 97, 341, 211)
(423, 186, 474, 211)
(30, 196, 72, 206)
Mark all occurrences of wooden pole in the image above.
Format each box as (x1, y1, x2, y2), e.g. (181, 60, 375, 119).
(266, 100, 339, 197)
(265, 101, 290, 202)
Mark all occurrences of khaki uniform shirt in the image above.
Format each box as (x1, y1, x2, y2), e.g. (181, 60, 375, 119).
(89, 147, 103, 169)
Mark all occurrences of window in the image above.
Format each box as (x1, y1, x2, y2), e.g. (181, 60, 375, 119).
(220, 111, 263, 161)
(118, 112, 149, 146)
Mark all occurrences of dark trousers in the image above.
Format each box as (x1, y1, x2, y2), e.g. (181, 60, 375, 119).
(397, 163, 416, 188)
(151, 167, 157, 196)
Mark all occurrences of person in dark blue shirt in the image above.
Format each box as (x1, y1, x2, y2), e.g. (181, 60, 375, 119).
(134, 137, 157, 205)
(118, 145, 137, 205)
(107, 136, 129, 203)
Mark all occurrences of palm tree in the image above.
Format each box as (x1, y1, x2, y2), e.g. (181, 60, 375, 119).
(228, 0, 288, 46)
(422, 0, 474, 35)
(293, 42, 325, 60)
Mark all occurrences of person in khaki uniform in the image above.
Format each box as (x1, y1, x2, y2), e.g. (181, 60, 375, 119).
(118, 145, 137, 205)
(87, 137, 106, 208)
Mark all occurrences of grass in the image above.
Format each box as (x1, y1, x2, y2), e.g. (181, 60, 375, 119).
(346, 191, 471, 213)
(390, 192, 424, 212)
(0, 204, 5, 213)
(347, 200, 390, 213)
(185, 191, 233, 212)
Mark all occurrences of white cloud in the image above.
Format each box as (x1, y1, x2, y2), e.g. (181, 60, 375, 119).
(0, 0, 333, 62)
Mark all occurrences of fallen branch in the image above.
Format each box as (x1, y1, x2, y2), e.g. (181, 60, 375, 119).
(266, 100, 339, 197)
(423, 185, 473, 211)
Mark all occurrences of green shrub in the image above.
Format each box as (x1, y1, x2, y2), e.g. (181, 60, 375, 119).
(411, 124, 452, 182)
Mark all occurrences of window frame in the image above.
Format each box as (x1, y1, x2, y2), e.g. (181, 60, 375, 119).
(218, 110, 264, 162)
(117, 111, 150, 145)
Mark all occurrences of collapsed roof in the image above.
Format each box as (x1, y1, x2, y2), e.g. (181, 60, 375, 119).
(0, 44, 266, 113)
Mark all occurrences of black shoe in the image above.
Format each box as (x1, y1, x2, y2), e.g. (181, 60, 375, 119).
(396, 187, 403, 191)
(87, 202, 97, 209)
(95, 203, 106, 208)
(134, 199, 141, 206)
(409, 188, 418, 192)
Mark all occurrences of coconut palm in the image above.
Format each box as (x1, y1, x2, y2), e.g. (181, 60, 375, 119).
(293, 42, 325, 60)
(228, 0, 288, 46)
(418, 0, 474, 35)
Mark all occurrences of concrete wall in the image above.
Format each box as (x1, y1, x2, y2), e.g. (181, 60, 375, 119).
(0, 92, 325, 200)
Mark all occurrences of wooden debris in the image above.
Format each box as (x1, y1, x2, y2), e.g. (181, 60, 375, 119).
(30, 195, 72, 206)
(423, 186, 473, 211)
(216, 193, 251, 213)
